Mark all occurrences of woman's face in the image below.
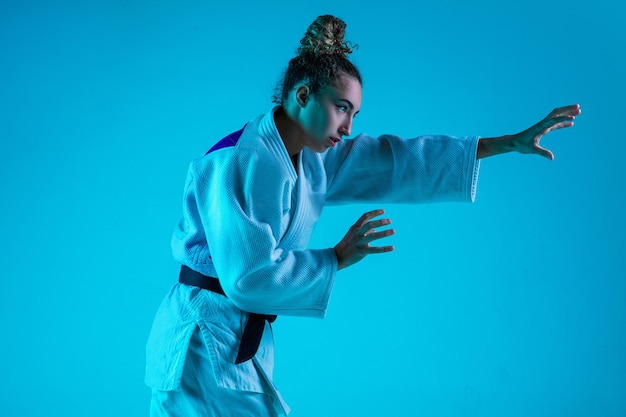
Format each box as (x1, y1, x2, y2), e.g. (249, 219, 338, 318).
(298, 75, 362, 153)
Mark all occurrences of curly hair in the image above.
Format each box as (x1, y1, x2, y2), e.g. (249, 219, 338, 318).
(272, 15, 362, 104)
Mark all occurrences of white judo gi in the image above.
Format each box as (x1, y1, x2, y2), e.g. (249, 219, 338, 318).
(145, 107, 481, 416)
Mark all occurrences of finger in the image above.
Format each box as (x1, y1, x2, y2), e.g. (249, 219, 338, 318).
(534, 144, 554, 160)
(363, 245, 394, 253)
(354, 209, 385, 228)
(549, 121, 575, 131)
(539, 122, 574, 138)
(362, 228, 395, 243)
(548, 104, 581, 119)
(540, 115, 575, 132)
(560, 104, 581, 116)
(359, 218, 391, 234)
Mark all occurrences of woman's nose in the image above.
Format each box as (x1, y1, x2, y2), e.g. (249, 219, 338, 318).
(340, 118, 352, 137)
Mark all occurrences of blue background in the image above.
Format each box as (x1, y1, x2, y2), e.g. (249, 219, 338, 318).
(1, 0, 624, 416)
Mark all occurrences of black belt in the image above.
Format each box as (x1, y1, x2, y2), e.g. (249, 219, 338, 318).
(178, 265, 276, 364)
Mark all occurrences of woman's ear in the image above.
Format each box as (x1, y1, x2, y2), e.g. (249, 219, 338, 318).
(295, 85, 310, 108)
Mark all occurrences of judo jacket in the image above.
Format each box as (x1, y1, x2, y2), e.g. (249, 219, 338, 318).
(145, 107, 481, 405)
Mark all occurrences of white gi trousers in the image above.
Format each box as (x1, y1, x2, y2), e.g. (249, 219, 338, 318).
(150, 327, 283, 417)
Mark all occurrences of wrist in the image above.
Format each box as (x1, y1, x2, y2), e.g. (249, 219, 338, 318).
(333, 247, 345, 271)
(477, 135, 514, 159)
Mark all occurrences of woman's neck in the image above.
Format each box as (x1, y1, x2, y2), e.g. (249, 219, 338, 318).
(273, 106, 305, 158)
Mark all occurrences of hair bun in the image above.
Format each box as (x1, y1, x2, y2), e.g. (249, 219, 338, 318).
(297, 15, 355, 57)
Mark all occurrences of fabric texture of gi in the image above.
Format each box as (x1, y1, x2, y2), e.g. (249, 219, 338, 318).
(145, 107, 481, 416)
(150, 327, 281, 417)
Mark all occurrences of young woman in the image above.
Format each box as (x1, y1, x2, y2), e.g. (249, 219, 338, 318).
(145, 14, 580, 417)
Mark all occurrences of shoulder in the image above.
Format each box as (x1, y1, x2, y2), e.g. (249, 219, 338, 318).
(204, 114, 265, 156)
(190, 116, 289, 184)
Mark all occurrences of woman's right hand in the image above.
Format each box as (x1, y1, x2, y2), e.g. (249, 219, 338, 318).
(333, 209, 395, 270)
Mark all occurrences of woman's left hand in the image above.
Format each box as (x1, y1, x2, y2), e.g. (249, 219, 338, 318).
(510, 104, 581, 160)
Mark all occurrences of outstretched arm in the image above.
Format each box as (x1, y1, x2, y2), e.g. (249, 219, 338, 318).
(477, 104, 581, 160)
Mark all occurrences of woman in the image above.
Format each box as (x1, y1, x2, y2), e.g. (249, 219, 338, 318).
(145, 14, 580, 417)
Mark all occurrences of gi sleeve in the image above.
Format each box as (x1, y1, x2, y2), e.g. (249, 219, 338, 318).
(190, 150, 337, 318)
(322, 133, 480, 204)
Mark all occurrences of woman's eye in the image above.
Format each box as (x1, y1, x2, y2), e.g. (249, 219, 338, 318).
(337, 105, 347, 113)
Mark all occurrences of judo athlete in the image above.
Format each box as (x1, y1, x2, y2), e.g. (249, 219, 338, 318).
(145, 14, 581, 416)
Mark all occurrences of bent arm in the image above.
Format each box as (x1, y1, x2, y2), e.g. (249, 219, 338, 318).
(192, 154, 337, 318)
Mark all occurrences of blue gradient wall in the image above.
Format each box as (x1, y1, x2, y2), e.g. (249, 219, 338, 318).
(1, 1, 624, 416)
